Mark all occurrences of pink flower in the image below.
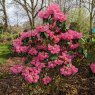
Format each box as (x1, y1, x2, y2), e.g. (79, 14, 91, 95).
(31, 58, 46, 69)
(61, 32, 73, 41)
(20, 31, 32, 40)
(39, 4, 60, 20)
(48, 61, 56, 68)
(38, 10, 50, 19)
(59, 52, 72, 64)
(46, 30, 54, 37)
(36, 25, 48, 32)
(37, 52, 49, 61)
(90, 63, 95, 74)
(13, 38, 22, 47)
(54, 12, 67, 22)
(54, 59, 63, 65)
(10, 65, 23, 74)
(48, 60, 63, 68)
(24, 74, 33, 83)
(31, 29, 38, 36)
(28, 48, 38, 55)
(61, 30, 82, 41)
(47, 3, 61, 14)
(60, 64, 78, 76)
(20, 30, 39, 39)
(53, 35, 60, 43)
(42, 76, 52, 85)
(36, 25, 44, 32)
(70, 43, 80, 50)
(21, 57, 27, 62)
(36, 44, 47, 50)
(22, 67, 40, 83)
(48, 44, 60, 54)
(38, 10, 45, 18)
(15, 46, 29, 53)
(38, 3, 64, 20)
(71, 65, 78, 74)
(60, 66, 72, 76)
(24, 74, 39, 83)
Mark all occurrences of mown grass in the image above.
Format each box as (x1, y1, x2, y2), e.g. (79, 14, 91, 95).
(0, 44, 12, 64)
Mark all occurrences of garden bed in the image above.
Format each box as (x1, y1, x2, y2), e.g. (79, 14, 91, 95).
(0, 3, 95, 95)
(0, 57, 95, 95)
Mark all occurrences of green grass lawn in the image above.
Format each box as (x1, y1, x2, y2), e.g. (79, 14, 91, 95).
(0, 44, 12, 64)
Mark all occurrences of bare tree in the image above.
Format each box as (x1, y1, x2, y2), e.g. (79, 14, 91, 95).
(82, 0, 95, 35)
(14, 0, 45, 29)
(15, 11, 19, 27)
(0, 0, 8, 31)
(51, 0, 76, 13)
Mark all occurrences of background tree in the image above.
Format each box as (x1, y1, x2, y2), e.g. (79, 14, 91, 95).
(82, 0, 95, 35)
(0, 0, 8, 32)
(14, 0, 45, 29)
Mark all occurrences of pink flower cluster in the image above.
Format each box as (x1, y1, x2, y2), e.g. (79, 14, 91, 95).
(60, 64, 78, 76)
(11, 4, 82, 85)
(48, 59, 63, 68)
(36, 44, 47, 50)
(22, 67, 40, 83)
(69, 40, 80, 50)
(37, 52, 49, 61)
(59, 52, 73, 64)
(48, 44, 60, 54)
(61, 30, 82, 41)
(38, 3, 66, 22)
(31, 58, 45, 69)
(10, 65, 23, 74)
(42, 76, 52, 85)
(15, 46, 29, 53)
(20, 30, 39, 40)
(28, 48, 38, 55)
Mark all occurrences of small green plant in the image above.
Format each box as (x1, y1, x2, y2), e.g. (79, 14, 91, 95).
(0, 44, 12, 64)
(80, 34, 95, 62)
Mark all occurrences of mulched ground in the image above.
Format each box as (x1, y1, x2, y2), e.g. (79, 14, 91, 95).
(0, 57, 95, 95)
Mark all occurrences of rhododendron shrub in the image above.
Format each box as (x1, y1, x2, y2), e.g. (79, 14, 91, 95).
(11, 4, 82, 85)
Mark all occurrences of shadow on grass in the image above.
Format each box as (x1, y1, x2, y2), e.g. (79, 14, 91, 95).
(0, 53, 12, 64)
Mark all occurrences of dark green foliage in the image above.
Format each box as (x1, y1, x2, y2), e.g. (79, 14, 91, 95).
(50, 54, 58, 61)
(70, 22, 79, 31)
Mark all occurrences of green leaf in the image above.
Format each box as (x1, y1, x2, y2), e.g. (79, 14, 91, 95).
(68, 51, 74, 55)
(40, 32, 48, 39)
(23, 37, 29, 45)
(78, 47, 83, 54)
(87, 53, 93, 59)
(83, 49, 87, 58)
(25, 55, 32, 64)
(50, 54, 58, 60)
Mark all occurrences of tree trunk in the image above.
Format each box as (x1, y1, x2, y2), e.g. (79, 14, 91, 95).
(2, 0, 8, 32)
(90, 13, 93, 35)
(48, 0, 50, 5)
(89, 0, 94, 36)
(31, 0, 35, 29)
(14, 0, 44, 29)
